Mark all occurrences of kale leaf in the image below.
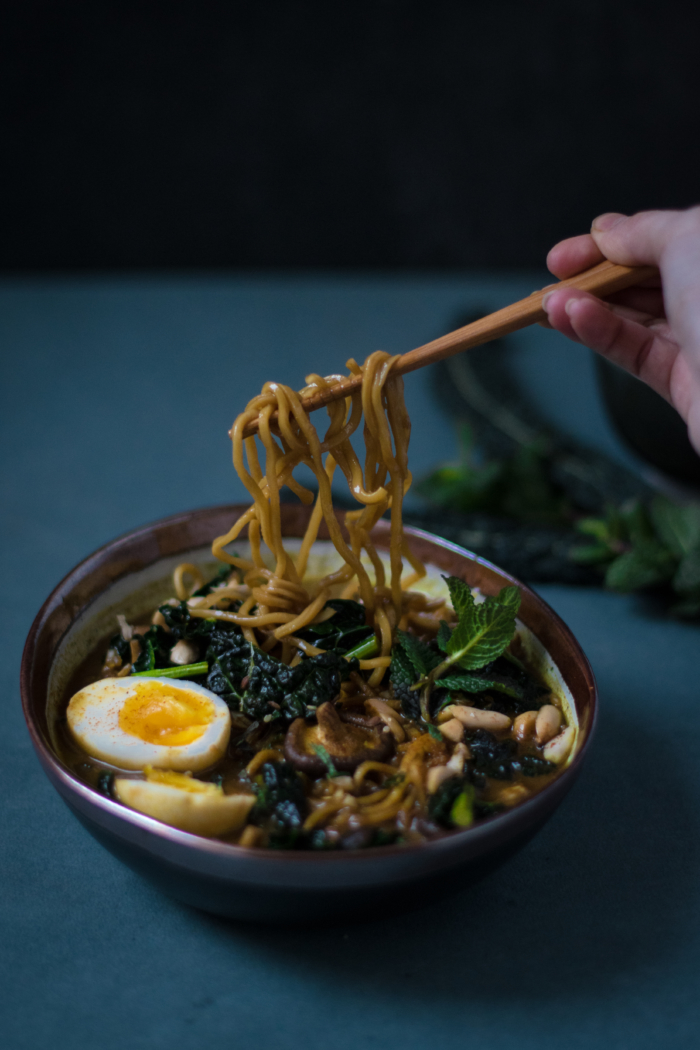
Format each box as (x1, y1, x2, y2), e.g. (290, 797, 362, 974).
(516, 754, 557, 777)
(158, 600, 239, 644)
(132, 625, 173, 673)
(191, 564, 234, 598)
(206, 633, 356, 722)
(107, 633, 131, 665)
(389, 642, 421, 720)
(280, 650, 357, 721)
(466, 728, 518, 781)
(251, 761, 308, 849)
(429, 776, 475, 829)
(435, 655, 549, 717)
(297, 599, 373, 654)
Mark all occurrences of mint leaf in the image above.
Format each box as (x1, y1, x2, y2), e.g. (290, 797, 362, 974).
(620, 500, 656, 545)
(651, 496, 700, 558)
(394, 629, 441, 678)
(444, 577, 521, 671)
(436, 620, 452, 652)
(605, 541, 675, 592)
(569, 541, 616, 566)
(437, 672, 523, 701)
(576, 517, 613, 542)
(674, 549, 700, 595)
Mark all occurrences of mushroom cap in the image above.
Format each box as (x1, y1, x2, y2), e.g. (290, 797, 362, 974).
(284, 701, 395, 775)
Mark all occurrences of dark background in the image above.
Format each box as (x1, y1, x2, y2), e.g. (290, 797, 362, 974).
(2, 0, 699, 271)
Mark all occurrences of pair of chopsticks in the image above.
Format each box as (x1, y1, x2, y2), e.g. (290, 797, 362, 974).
(242, 260, 657, 438)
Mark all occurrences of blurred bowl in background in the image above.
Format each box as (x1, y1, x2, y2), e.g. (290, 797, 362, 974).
(596, 356, 700, 490)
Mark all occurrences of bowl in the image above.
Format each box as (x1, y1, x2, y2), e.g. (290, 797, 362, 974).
(21, 504, 597, 923)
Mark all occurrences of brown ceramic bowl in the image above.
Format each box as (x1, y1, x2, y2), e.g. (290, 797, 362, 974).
(21, 504, 597, 923)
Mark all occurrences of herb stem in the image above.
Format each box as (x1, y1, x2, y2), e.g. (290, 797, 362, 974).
(131, 662, 209, 679)
(343, 635, 379, 661)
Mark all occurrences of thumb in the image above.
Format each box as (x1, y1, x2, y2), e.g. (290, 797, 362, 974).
(591, 208, 696, 267)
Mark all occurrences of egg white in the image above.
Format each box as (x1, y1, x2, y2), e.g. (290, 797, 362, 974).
(66, 677, 231, 771)
(114, 772, 255, 836)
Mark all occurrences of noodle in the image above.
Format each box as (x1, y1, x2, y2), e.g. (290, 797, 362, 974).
(208, 351, 433, 687)
(66, 346, 570, 854)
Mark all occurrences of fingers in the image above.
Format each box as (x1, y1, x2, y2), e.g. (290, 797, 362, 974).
(546, 234, 605, 279)
(590, 208, 700, 267)
(542, 288, 681, 404)
(607, 286, 665, 317)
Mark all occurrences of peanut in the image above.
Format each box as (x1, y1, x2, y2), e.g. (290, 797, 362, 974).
(444, 705, 511, 732)
(513, 710, 538, 740)
(439, 718, 464, 743)
(535, 704, 562, 745)
(543, 725, 576, 764)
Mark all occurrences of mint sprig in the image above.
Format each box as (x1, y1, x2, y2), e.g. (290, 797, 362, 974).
(414, 576, 521, 721)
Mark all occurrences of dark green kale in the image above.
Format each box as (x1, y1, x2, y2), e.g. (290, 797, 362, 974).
(206, 635, 254, 712)
(308, 829, 339, 850)
(466, 729, 518, 781)
(131, 625, 173, 673)
(243, 648, 289, 721)
(297, 599, 373, 654)
(206, 634, 357, 722)
(158, 601, 240, 646)
(279, 650, 357, 721)
(191, 564, 234, 598)
(435, 655, 549, 718)
(371, 829, 404, 847)
(251, 761, 308, 849)
(516, 754, 557, 777)
(429, 776, 475, 829)
(474, 800, 505, 819)
(107, 633, 131, 665)
(390, 642, 421, 720)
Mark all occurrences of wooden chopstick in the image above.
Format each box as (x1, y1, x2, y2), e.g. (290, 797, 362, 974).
(241, 260, 658, 438)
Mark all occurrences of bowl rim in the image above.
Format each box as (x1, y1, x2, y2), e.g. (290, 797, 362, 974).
(21, 503, 598, 867)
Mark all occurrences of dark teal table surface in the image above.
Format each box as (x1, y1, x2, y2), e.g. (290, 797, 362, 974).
(2, 276, 698, 1050)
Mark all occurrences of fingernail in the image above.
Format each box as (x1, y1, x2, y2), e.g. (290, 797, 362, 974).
(564, 298, 579, 317)
(591, 212, 626, 233)
(542, 291, 554, 312)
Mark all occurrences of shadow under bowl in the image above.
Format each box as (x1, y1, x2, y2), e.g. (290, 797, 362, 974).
(21, 504, 597, 924)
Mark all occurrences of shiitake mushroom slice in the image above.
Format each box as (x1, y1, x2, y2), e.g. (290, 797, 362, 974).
(284, 702, 395, 775)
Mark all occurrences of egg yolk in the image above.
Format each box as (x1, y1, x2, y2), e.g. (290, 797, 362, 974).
(118, 681, 215, 746)
(144, 766, 222, 794)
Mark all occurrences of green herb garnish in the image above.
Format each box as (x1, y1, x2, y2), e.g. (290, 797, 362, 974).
(343, 635, 380, 661)
(131, 662, 209, 679)
(411, 577, 520, 721)
(312, 744, 339, 778)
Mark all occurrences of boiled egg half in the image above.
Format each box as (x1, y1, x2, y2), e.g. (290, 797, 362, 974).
(66, 676, 231, 771)
(114, 768, 255, 837)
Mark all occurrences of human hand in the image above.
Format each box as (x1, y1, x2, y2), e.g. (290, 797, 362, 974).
(542, 208, 700, 455)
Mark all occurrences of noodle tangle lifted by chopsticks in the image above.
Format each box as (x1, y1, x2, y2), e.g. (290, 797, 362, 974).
(209, 351, 431, 687)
